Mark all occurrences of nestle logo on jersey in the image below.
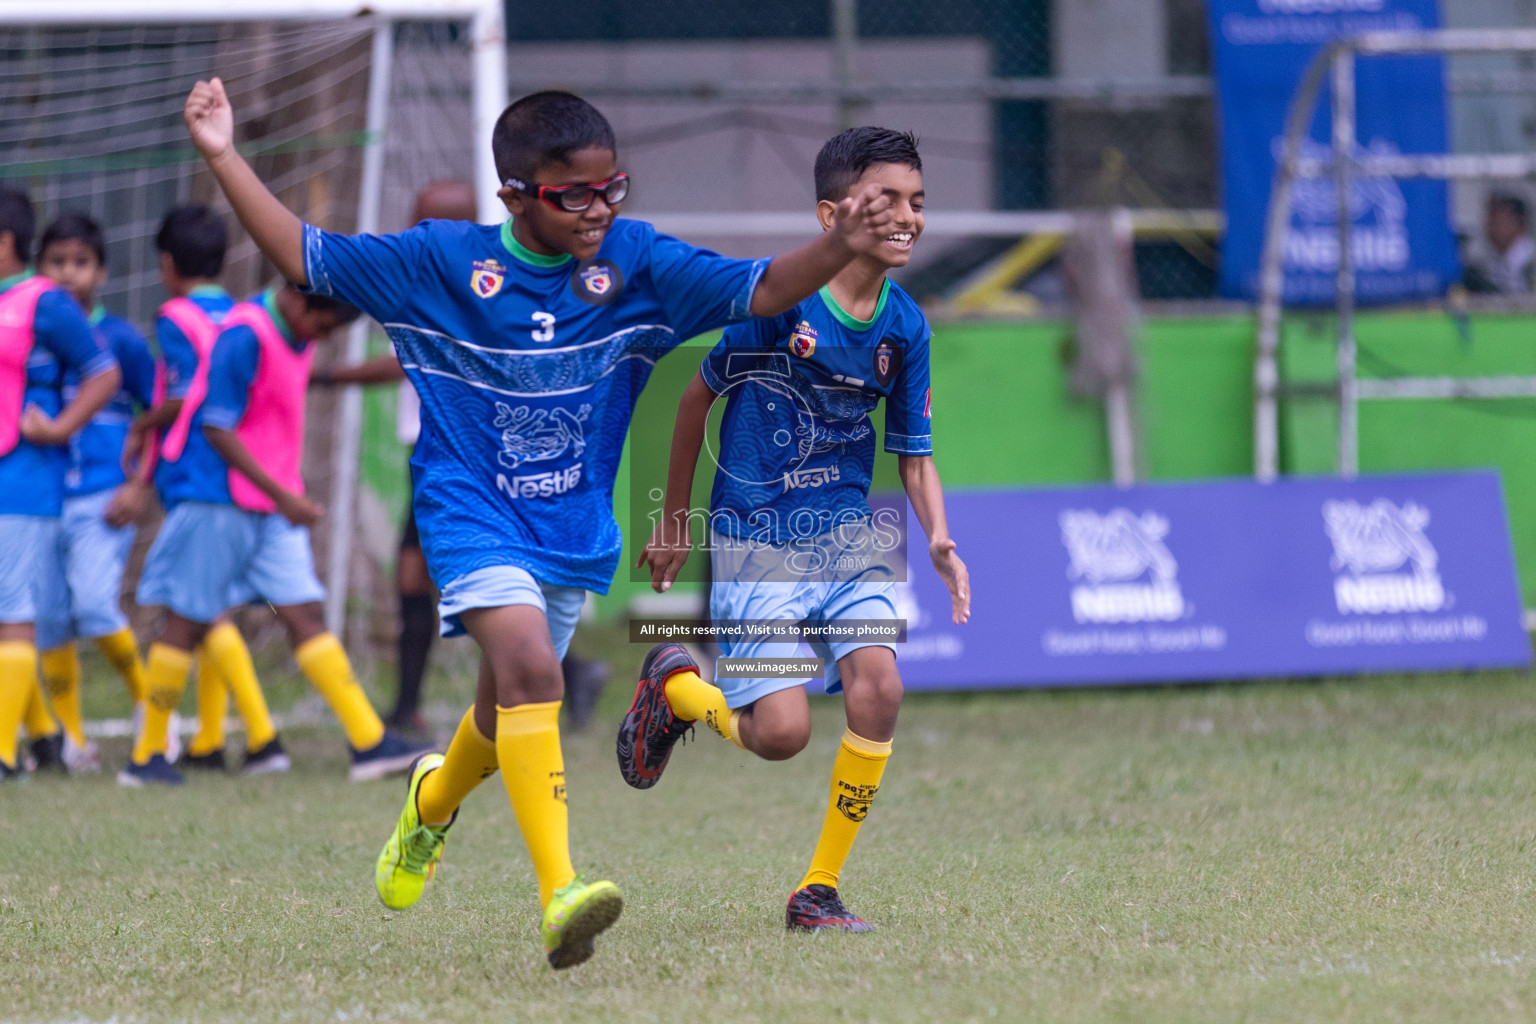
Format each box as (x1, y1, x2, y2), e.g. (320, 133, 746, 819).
(496, 464, 582, 499)
(783, 465, 840, 491)
(790, 321, 817, 358)
(471, 258, 505, 299)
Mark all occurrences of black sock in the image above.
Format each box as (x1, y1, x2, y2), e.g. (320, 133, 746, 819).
(392, 593, 436, 723)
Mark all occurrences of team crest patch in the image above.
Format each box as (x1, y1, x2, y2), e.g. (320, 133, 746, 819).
(789, 321, 817, 358)
(470, 258, 505, 299)
(835, 781, 879, 822)
(570, 259, 624, 305)
(873, 337, 902, 387)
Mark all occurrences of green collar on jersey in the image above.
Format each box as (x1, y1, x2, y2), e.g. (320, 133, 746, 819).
(818, 278, 890, 331)
(260, 287, 299, 346)
(501, 219, 574, 268)
(89, 303, 106, 326)
(188, 283, 227, 298)
(0, 270, 33, 293)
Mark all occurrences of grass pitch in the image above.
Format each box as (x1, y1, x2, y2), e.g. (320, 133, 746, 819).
(4, 654, 1536, 1023)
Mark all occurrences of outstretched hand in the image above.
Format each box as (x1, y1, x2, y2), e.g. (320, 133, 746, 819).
(930, 538, 971, 625)
(638, 514, 693, 593)
(832, 182, 897, 256)
(185, 77, 235, 162)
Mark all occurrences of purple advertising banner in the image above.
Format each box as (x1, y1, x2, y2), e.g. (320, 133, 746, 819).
(883, 471, 1530, 690)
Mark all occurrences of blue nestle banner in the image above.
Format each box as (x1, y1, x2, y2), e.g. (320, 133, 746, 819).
(1209, 0, 1459, 304)
(885, 472, 1528, 690)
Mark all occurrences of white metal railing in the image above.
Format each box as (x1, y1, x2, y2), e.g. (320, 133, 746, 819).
(1254, 28, 1536, 483)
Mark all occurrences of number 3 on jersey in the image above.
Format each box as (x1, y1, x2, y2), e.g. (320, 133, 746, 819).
(531, 311, 556, 343)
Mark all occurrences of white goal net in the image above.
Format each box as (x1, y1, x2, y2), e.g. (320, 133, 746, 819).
(0, 1, 506, 638)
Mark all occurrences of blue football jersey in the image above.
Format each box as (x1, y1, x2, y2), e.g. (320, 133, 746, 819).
(702, 279, 932, 543)
(64, 307, 157, 498)
(0, 276, 116, 518)
(303, 217, 768, 592)
(152, 286, 235, 509)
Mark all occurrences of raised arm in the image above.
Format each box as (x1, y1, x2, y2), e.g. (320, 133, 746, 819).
(748, 183, 895, 317)
(313, 353, 406, 388)
(185, 78, 306, 284)
(898, 454, 970, 625)
(639, 371, 718, 592)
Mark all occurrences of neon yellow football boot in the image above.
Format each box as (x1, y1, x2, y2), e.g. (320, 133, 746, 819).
(375, 754, 453, 910)
(542, 875, 624, 969)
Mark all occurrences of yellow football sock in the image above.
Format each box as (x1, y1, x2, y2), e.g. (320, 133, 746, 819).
(131, 643, 193, 764)
(497, 702, 576, 907)
(188, 646, 227, 756)
(663, 668, 743, 747)
(798, 729, 892, 891)
(295, 633, 384, 751)
(95, 628, 145, 705)
(23, 670, 59, 739)
(418, 706, 499, 824)
(0, 641, 36, 769)
(40, 644, 83, 746)
(203, 621, 276, 749)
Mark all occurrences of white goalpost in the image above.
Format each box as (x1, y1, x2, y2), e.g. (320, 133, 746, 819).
(0, 0, 507, 638)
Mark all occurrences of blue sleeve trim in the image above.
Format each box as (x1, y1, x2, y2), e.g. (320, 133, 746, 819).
(698, 357, 727, 394)
(200, 407, 241, 430)
(884, 432, 933, 455)
(76, 352, 117, 381)
(728, 258, 772, 322)
(302, 224, 332, 296)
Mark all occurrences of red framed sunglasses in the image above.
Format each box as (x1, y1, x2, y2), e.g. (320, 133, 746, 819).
(502, 172, 630, 212)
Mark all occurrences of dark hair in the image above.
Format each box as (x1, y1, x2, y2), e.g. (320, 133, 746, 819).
(492, 91, 616, 185)
(38, 212, 106, 267)
(299, 290, 362, 326)
(155, 204, 227, 278)
(814, 127, 923, 203)
(1490, 191, 1529, 224)
(0, 190, 35, 264)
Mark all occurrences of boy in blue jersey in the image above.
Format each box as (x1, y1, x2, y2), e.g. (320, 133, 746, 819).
(0, 190, 121, 780)
(126, 205, 285, 776)
(622, 128, 971, 932)
(123, 281, 430, 787)
(182, 76, 897, 968)
(32, 213, 158, 773)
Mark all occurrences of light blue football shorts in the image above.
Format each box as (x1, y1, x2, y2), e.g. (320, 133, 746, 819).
(436, 564, 586, 659)
(136, 501, 326, 624)
(35, 488, 136, 650)
(708, 528, 899, 709)
(0, 514, 60, 625)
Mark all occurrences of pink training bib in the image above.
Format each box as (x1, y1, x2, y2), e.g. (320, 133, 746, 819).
(158, 297, 225, 462)
(0, 276, 57, 458)
(221, 302, 313, 513)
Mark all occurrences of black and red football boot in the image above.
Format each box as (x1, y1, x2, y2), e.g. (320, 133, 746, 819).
(785, 884, 876, 933)
(615, 642, 698, 789)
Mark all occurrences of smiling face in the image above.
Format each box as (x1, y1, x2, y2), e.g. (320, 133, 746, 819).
(821, 162, 925, 269)
(39, 237, 105, 308)
(498, 146, 622, 262)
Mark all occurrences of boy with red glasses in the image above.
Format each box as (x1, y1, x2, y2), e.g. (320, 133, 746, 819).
(181, 79, 896, 969)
